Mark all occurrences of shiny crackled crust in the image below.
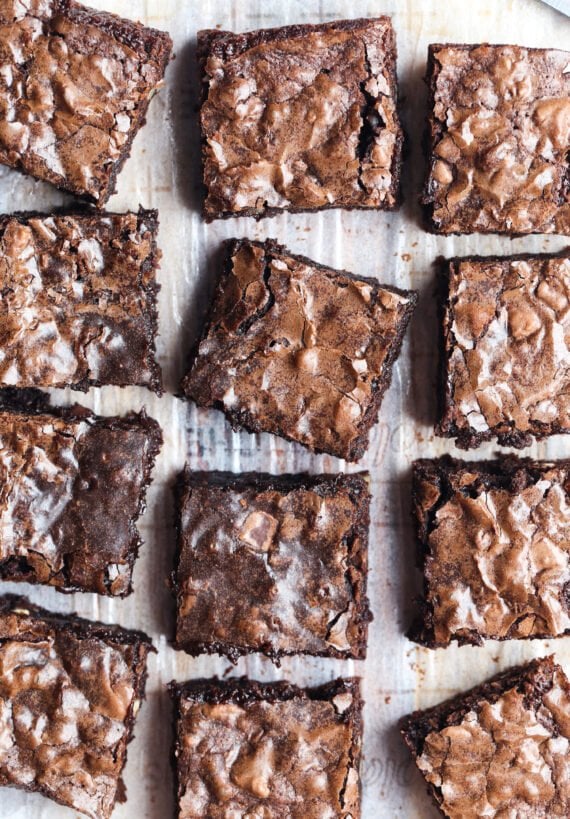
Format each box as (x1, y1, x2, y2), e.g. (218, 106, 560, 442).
(0, 401, 162, 596)
(198, 17, 402, 221)
(423, 44, 570, 235)
(437, 252, 570, 449)
(181, 239, 417, 461)
(411, 456, 570, 648)
(173, 471, 372, 663)
(401, 656, 570, 819)
(0, 208, 162, 392)
(0, 594, 153, 819)
(169, 676, 362, 819)
(0, 0, 172, 205)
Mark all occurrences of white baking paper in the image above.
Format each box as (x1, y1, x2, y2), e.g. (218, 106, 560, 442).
(0, 0, 569, 816)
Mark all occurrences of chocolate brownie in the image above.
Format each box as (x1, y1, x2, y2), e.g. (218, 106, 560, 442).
(198, 17, 402, 220)
(437, 252, 570, 449)
(411, 456, 570, 647)
(401, 656, 570, 818)
(173, 471, 372, 663)
(0, 398, 161, 595)
(181, 238, 417, 460)
(0, 0, 172, 205)
(423, 44, 570, 235)
(0, 209, 162, 392)
(169, 676, 362, 819)
(0, 594, 153, 819)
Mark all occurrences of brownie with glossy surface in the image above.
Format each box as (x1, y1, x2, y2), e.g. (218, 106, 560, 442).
(0, 0, 172, 204)
(181, 238, 417, 460)
(0, 209, 162, 392)
(437, 252, 570, 449)
(0, 594, 153, 819)
(199, 17, 402, 220)
(173, 471, 372, 662)
(411, 456, 570, 647)
(401, 656, 570, 818)
(169, 676, 362, 819)
(0, 397, 161, 595)
(423, 43, 570, 235)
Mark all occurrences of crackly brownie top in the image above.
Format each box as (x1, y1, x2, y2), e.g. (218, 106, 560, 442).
(175, 473, 370, 659)
(199, 17, 401, 218)
(426, 45, 570, 234)
(0, 210, 161, 391)
(0, 597, 151, 819)
(441, 255, 570, 445)
(173, 678, 361, 818)
(414, 459, 570, 645)
(183, 239, 416, 460)
(0, 409, 161, 595)
(415, 660, 570, 817)
(0, 0, 172, 203)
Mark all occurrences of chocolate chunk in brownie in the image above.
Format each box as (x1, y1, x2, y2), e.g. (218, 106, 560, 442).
(199, 17, 402, 220)
(173, 471, 372, 662)
(181, 238, 417, 461)
(423, 44, 570, 235)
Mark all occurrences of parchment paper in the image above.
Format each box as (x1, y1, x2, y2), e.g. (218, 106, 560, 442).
(0, 1, 569, 816)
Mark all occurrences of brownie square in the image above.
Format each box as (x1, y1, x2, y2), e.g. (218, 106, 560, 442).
(0, 209, 162, 392)
(0, 0, 172, 205)
(423, 44, 570, 235)
(401, 656, 570, 818)
(411, 456, 570, 648)
(173, 471, 371, 662)
(437, 252, 570, 449)
(0, 594, 153, 819)
(169, 677, 362, 819)
(0, 396, 161, 596)
(198, 17, 402, 220)
(181, 238, 417, 460)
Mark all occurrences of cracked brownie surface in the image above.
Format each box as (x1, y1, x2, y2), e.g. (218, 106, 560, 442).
(173, 471, 371, 662)
(0, 209, 162, 392)
(0, 0, 172, 204)
(169, 677, 362, 819)
(423, 44, 570, 235)
(411, 456, 570, 647)
(0, 595, 153, 819)
(0, 403, 162, 596)
(401, 656, 570, 818)
(438, 253, 570, 449)
(181, 238, 417, 460)
(198, 17, 402, 220)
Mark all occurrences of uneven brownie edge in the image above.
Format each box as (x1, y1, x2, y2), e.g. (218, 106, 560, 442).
(400, 656, 561, 815)
(0, 207, 164, 394)
(172, 471, 372, 662)
(197, 17, 403, 222)
(180, 238, 418, 461)
(168, 676, 363, 817)
(0, 593, 154, 817)
(435, 250, 570, 449)
(409, 455, 570, 647)
(421, 44, 570, 236)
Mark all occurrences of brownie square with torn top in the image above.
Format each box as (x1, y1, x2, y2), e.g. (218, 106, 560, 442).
(0, 396, 161, 595)
(0, 0, 172, 205)
(437, 252, 570, 449)
(169, 677, 362, 819)
(401, 656, 570, 819)
(0, 595, 153, 819)
(181, 238, 417, 461)
(411, 456, 570, 648)
(198, 17, 402, 220)
(0, 209, 162, 392)
(422, 44, 570, 235)
(173, 471, 372, 663)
